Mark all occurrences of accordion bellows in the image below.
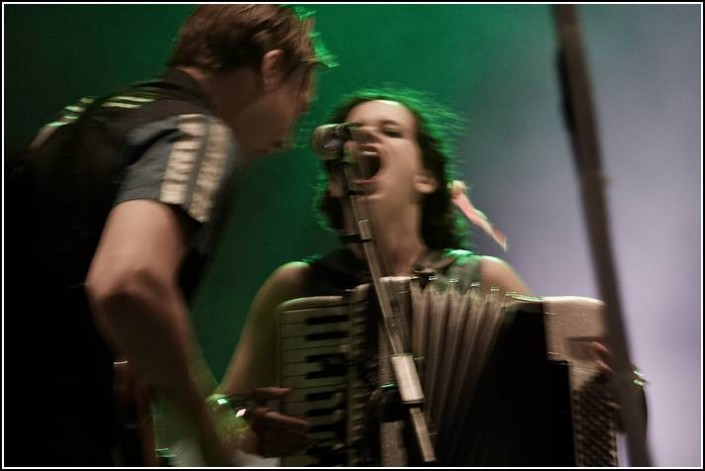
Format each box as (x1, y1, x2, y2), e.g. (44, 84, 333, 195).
(277, 277, 618, 467)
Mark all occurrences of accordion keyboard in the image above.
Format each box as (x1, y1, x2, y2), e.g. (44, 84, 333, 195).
(277, 286, 370, 466)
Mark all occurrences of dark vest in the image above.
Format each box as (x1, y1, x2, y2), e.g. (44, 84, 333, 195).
(9, 69, 217, 295)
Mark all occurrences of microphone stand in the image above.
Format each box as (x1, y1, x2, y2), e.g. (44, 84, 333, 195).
(552, 5, 651, 466)
(329, 148, 436, 464)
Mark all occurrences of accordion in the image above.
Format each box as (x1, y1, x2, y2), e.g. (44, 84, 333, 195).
(277, 277, 619, 467)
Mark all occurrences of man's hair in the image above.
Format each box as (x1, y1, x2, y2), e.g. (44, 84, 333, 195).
(169, 5, 335, 76)
(317, 88, 469, 250)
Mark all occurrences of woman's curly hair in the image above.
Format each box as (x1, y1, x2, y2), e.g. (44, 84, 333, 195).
(316, 88, 469, 250)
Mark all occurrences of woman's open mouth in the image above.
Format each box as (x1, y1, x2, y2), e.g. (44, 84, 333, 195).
(356, 150, 382, 180)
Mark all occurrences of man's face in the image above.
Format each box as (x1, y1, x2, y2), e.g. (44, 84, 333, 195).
(236, 65, 315, 159)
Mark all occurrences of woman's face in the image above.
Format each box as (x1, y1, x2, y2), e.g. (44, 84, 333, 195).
(342, 100, 433, 208)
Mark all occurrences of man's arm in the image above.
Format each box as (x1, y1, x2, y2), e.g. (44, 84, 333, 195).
(85, 199, 228, 464)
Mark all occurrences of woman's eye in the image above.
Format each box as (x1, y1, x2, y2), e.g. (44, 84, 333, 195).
(383, 128, 402, 137)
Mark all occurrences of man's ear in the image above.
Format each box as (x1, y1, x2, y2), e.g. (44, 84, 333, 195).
(413, 170, 438, 194)
(260, 49, 286, 90)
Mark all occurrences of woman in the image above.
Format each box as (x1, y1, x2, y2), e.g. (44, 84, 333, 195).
(215, 89, 533, 462)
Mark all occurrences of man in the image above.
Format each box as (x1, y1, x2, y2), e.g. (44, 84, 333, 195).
(5, 5, 333, 466)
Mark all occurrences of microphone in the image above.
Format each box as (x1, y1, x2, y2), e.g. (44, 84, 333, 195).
(311, 123, 355, 159)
